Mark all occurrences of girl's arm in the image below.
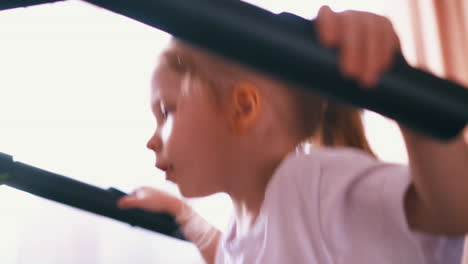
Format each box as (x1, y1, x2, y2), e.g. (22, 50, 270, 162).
(401, 128, 468, 235)
(173, 199, 222, 264)
(118, 187, 222, 263)
(316, 6, 468, 235)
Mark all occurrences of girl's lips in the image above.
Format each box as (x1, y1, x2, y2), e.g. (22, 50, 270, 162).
(156, 165, 175, 181)
(156, 164, 170, 171)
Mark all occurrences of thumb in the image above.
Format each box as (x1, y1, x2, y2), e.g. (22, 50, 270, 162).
(316, 5, 339, 48)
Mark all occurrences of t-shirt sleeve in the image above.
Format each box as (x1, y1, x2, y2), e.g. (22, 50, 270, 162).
(308, 148, 464, 264)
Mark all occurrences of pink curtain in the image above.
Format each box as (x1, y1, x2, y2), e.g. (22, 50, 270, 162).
(388, 0, 468, 262)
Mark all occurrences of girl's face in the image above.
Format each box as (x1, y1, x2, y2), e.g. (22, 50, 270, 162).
(147, 63, 235, 197)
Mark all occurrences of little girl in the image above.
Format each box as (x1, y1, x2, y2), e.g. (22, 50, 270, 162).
(118, 6, 468, 264)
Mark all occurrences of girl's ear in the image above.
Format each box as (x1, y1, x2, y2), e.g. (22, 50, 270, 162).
(229, 82, 261, 134)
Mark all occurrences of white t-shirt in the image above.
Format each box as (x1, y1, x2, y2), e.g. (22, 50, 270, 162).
(215, 148, 464, 264)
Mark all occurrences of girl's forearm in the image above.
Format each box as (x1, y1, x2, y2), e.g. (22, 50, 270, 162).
(197, 229, 222, 264)
(172, 200, 222, 263)
(181, 216, 221, 264)
(401, 126, 468, 234)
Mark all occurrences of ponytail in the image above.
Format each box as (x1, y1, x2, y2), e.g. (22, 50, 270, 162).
(316, 101, 376, 158)
(293, 89, 376, 158)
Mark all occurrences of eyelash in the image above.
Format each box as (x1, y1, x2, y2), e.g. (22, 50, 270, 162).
(160, 104, 173, 119)
(162, 108, 171, 118)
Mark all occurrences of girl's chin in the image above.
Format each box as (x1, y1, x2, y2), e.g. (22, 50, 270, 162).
(166, 176, 175, 183)
(179, 185, 218, 199)
(178, 185, 203, 198)
(165, 170, 176, 183)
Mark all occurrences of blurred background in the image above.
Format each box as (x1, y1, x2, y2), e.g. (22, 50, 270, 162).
(0, 0, 466, 263)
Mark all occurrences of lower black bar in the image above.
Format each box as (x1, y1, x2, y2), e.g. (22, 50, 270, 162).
(0, 152, 186, 241)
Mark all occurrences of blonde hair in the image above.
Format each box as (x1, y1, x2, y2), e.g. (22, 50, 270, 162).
(158, 38, 376, 157)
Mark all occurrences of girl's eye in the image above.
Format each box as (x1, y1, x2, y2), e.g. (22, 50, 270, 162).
(160, 103, 174, 119)
(162, 108, 171, 118)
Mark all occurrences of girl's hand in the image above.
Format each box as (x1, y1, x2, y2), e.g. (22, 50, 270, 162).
(316, 6, 400, 88)
(119, 187, 221, 263)
(117, 186, 183, 217)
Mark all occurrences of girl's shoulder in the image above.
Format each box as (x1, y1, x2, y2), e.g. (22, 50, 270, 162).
(306, 146, 381, 165)
(265, 147, 463, 264)
(284, 146, 403, 181)
(270, 146, 403, 200)
(299, 146, 409, 195)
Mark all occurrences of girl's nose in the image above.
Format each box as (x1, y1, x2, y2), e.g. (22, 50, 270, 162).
(147, 132, 163, 153)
